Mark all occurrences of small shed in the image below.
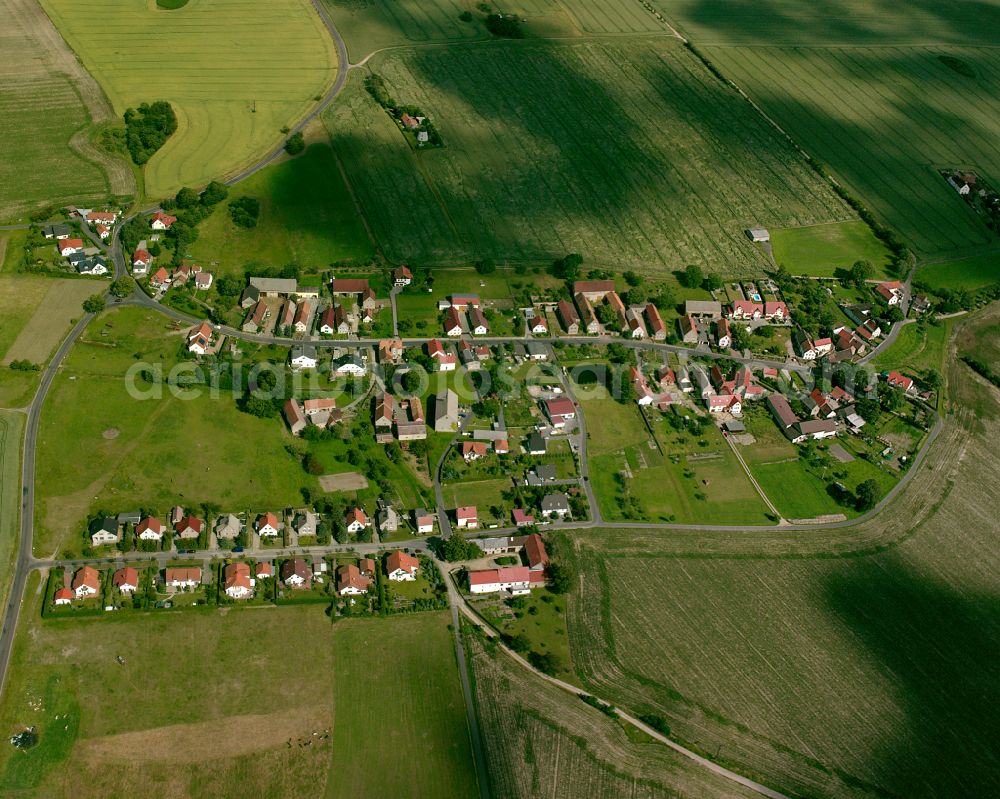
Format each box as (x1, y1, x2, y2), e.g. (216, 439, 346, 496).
(745, 226, 770, 243)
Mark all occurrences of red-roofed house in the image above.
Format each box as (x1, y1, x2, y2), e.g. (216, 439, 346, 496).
(336, 563, 371, 596)
(469, 566, 532, 595)
(330, 278, 370, 295)
(730, 300, 764, 320)
(133, 249, 151, 273)
(512, 509, 535, 528)
(645, 303, 666, 340)
(72, 566, 100, 598)
(764, 301, 790, 321)
(151, 212, 177, 230)
(444, 306, 464, 337)
(462, 441, 488, 461)
(224, 562, 254, 599)
(174, 516, 203, 539)
(455, 506, 478, 529)
(136, 516, 163, 541)
(57, 238, 84, 256)
(875, 281, 904, 305)
(165, 567, 201, 589)
(256, 512, 281, 537)
(385, 551, 420, 581)
(113, 567, 139, 594)
(886, 371, 915, 393)
(450, 293, 481, 310)
(678, 314, 698, 344)
(256, 562, 274, 580)
(545, 397, 576, 427)
(557, 299, 580, 334)
(521, 533, 549, 570)
(345, 508, 369, 533)
(54, 587, 73, 606)
(150, 267, 170, 289)
(86, 210, 117, 225)
(393, 265, 413, 286)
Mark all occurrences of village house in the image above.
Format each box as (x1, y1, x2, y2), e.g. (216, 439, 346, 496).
(645, 303, 666, 340)
(256, 512, 281, 538)
(336, 563, 371, 596)
(194, 271, 213, 290)
(43, 222, 71, 239)
(330, 277, 370, 297)
(393, 265, 413, 286)
(626, 309, 647, 339)
(150, 211, 177, 230)
(715, 318, 732, 349)
(256, 562, 274, 580)
(557, 299, 580, 334)
(132, 249, 151, 273)
(224, 562, 254, 599)
(174, 515, 203, 540)
(526, 463, 556, 485)
(526, 433, 547, 456)
(886, 371, 916, 393)
(379, 338, 404, 364)
(427, 339, 457, 371)
(386, 551, 420, 581)
(57, 238, 85, 257)
(293, 301, 312, 333)
(450, 293, 481, 310)
(187, 321, 215, 355)
(242, 299, 269, 333)
(685, 299, 723, 320)
(572, 280, 615, 301)
(512, 509, 535, 527)
(541, 493, 571, 519)
(678, 315, 698, 344)
(433, 388, 459, 432)
(544, 397, 576, 429)
(414, 509, 435, 534)
(136, 516, 163, 542)
(72, 566, 101, 598)
(574, 293, 601, 334)
(875, 281, 904, 305)
(345, 507, 370, 533)
(89, 517, 119, 547)
(294, 510, 319, 537)
(284, 398, 307, 435)
(54, 588, 73, 606)
(462, 441, 489, 461)
(529, 314, 548, 335)
(281, 559, 311, 589)
(164, 567, 201, 590)
(469, 306, 489, 335)
(444, 306, 464, 337)
(377, 505, 399, 534)
(455, 506, 478, 529)
(290, 344, 319, 370)
(215, 513, 242, 541)
(333, 354, 366, 376)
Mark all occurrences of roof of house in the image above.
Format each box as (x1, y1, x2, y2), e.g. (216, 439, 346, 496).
(512, 509, 535, 525)
(337, 563, 371, 592)
(456, 506, 477, 521)
(541, 493, 570, 512)
(281, 558, 310, 582)
(346, 507, 368, 526)
(521, 533, 549, 568)
(224, 562, 253, 592)
(572, 279, 615, 295)
(174, 515, 203, 534)
(152, 211, 177, 226)
(684, 299, 722, 316)
(331, 278, 370, 293)
(469, 565, 531, 586)
(112, 567, 139, 588)
(386, 550, 419, 574)
(72, 566, 100, 591)
(767, 393, 799, 428)
(444, 306, 463, 331)
(136, 517, 162, 535)
(165, 566, 201, 583)
(546, 397, 575, 418)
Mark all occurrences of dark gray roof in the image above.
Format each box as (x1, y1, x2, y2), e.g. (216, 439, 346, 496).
(541, 493, 570, 511)
(44, 223, 71, 237)
(533, 463, 556, 480)
(528, 433, 547, 452)
(90, 517, 117, 535)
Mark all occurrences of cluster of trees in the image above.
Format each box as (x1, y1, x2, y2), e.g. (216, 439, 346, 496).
(123, 101, 177, 165)
(433, 530, 484, 562)
(961, 356, 1000, 389)
(485, 12, 524, 38)
(284, 131, 305, 156)
(228, 196, 260, 229)
(8, 360, 39, 372)
(550, 253, 583, 281)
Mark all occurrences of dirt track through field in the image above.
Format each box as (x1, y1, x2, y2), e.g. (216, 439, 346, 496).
(77, 705, 330, 764)
(3, 280, 98, 364)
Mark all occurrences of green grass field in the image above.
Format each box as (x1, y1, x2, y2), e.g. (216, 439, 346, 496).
(562, 339, 1000, 798)
(40, 0, 337, 199)
(707, 45, 1000, 258)
(871, 319, 952, 377)
(188, 144, 373, 276)
(0, 0, 127, 220)
(325, 40, 850, 274)
(326, 613, 480, 798)
(0, 411, 23, 613)
(770, 220, 892, 277)
(917, 252, 1000, 291)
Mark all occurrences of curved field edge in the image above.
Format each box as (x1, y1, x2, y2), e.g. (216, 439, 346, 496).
(0, 0, 133, 220)
(38, 0, 338, 199)
(558, 308, 1000, 799)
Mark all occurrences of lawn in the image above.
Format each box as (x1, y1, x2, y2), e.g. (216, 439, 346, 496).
(187, 144, 373, 277)
(917, 252, 1000, 292)
(562, 348, 1000, 798)
(870, 319, 952, 377)
(0, 411, 24, 612)
(707, 45, 1000, 258)
(0, 0, 129, 220)
(40, 0, 338, 199)
(770, 220, 892, 277)
(325, 40, 850, 275)
(326, 612, 480, 799)
(0, 277, 53, 362)
(442, 478, 510, 521)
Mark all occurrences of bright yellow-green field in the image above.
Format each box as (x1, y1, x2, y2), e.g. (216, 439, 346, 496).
(39, 0, 338, 198)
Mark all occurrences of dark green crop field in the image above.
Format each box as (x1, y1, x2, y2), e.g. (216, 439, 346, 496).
(325, 40, 851, 275)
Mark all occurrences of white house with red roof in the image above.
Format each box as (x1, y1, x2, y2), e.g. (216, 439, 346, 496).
(256, 512, 281, 537)
(385, 550, 420, 581)
(345, 507, 369, 533)
(132, 249, 151, 274)
(886, 371, 915, 393)
(875, 281, 904, 305)
(72, 566, 100, 598)
(194, 271, 213, 290)
(113, 567, 139, 594)
(469, 565, 541, 595)
(57, 238, 84, 256)
(224, 562, 254, 599)
(150, 267, 171, 289)
(544, 397, 576, 428)
(136, 516, 163, 541)
(512, 509, 535, 528)
(151, 211, 177, 230)
(393, 265, 413, 286)
(455, 506, 478, 529)
(427, 339, 457, 371)
(444, 307, 464, 337)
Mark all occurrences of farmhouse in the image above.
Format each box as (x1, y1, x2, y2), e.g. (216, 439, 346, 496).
(677, 315, 698, 345)
(330, 278, 370, 296)
(386, 551, 419, 581)
(393, 265, 412, 286)
(433, 389, 459, 432)
(414, 509, 435, 533)
(444, 307, 464, 337)
(875, 281, 905, 305)
(468, 566, 543, 596)
(512, 509, 535, 527)
(283, 398, 307, 435)
(450, 293, 481, 310)
(557, 299, 580, 334)
(242, 299, 269, 333)
(72, 566, 101, 598)
(545, 397, 576, 428)
(574, 293, 601, 334)
(794, 418, 839, 442)
(469, 306, 489, 335)
(644, 303, 666, 340)
(886, 371, 915, 393)
(520, 533, 549, 570)
(573, 280, 615, 301)
(293, 300, 312, 333)
(224, 563, 254, 599)
(767, 394, 799, 432)
(248, 277, 298, 297)
(684, 300, 723, 319)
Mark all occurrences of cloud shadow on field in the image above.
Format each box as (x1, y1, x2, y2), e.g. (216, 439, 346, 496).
(820, 550, 1000, 797)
